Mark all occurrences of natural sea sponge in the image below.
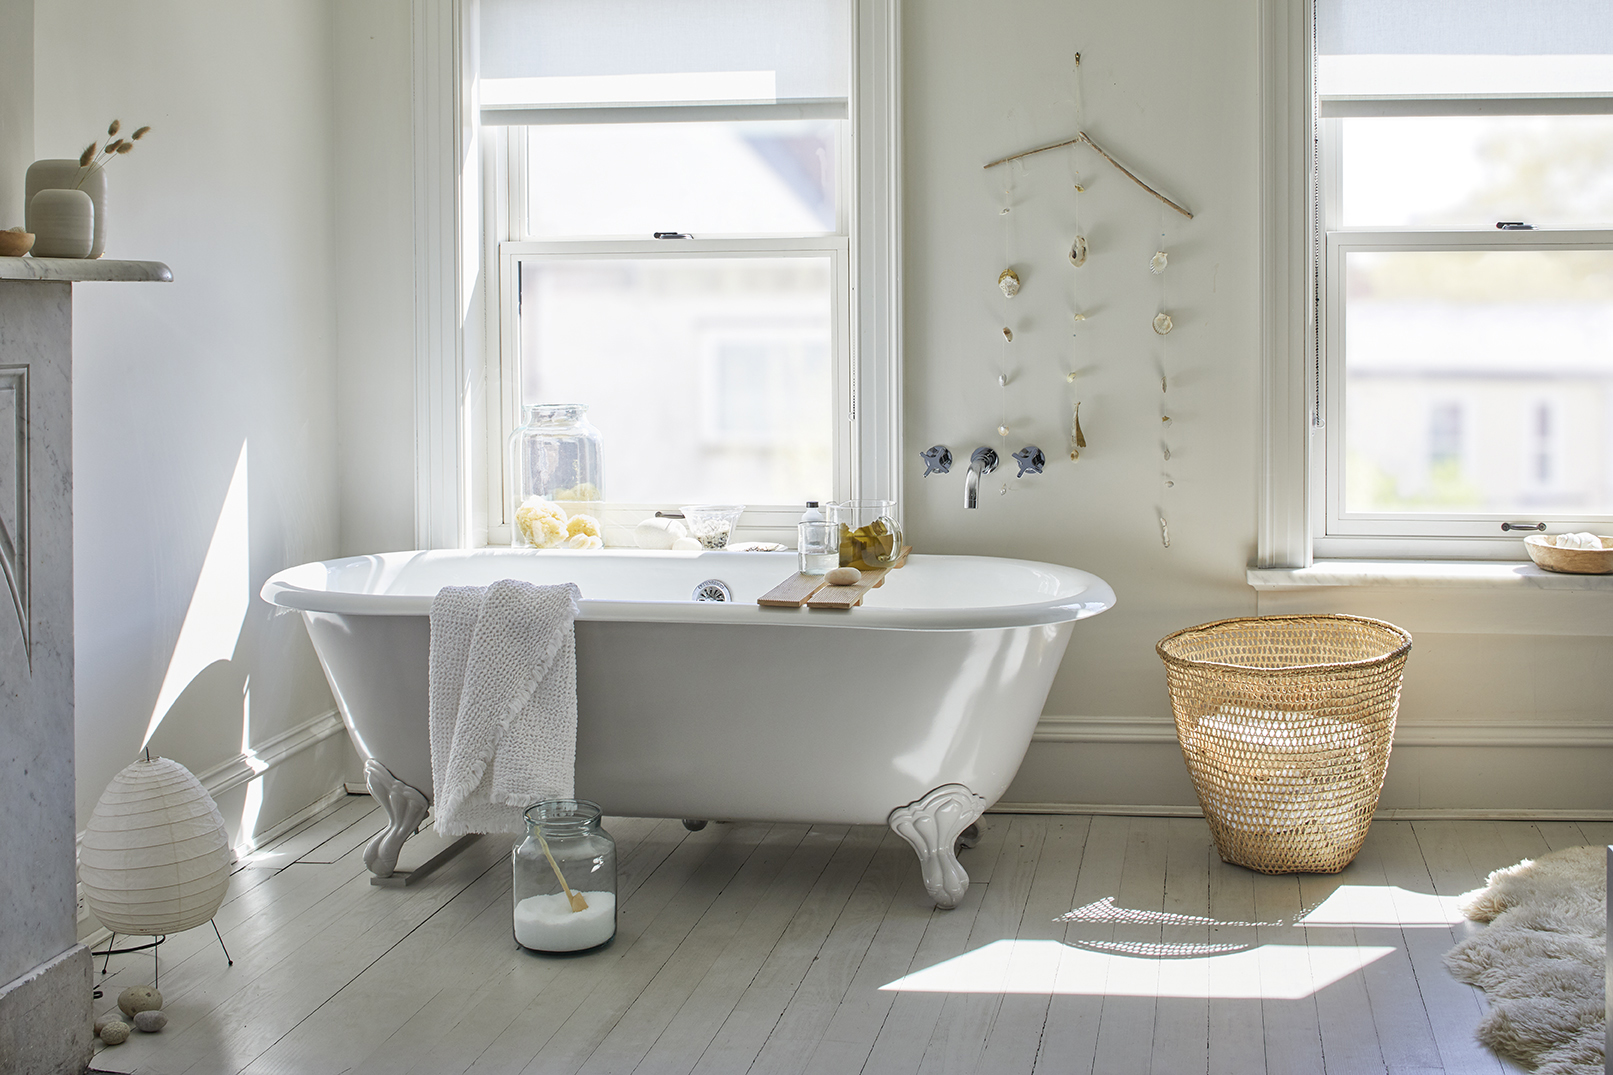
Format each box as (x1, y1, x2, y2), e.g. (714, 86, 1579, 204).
(551, 482, 601, 501)
(566, 514, 602, 540)
(514, 497, 568, 548)
(99, 1020, 131, 1045)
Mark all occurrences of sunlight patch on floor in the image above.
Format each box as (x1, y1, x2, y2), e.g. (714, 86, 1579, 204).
(882, 939, 1396, 999)
(1296, 884, 1467, 927)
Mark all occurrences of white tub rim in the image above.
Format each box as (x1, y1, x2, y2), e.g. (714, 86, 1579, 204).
(261, 548, 1116, 631)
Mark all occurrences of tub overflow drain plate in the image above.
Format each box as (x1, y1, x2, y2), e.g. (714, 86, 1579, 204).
(693, 579, 733, 602)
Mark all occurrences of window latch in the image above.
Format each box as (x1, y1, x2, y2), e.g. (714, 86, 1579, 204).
(1495, 222, 1534, 230)
(653, 232, 693, 239)
(1500, 521, 1546, 532)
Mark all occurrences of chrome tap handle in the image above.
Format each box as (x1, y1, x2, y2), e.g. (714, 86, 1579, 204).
(1011, 446, 1045, 477)
(920, 445, 953, 476)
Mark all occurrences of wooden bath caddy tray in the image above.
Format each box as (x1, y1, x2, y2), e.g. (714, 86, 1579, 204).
(757, 547, 911, 610)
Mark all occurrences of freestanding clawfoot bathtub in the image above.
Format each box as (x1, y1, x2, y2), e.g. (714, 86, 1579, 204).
(262, 549, 1115, 907)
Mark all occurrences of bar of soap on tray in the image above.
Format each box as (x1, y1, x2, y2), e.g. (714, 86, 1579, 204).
(635, 517, 688, 549)
(825, 566, 862, 586)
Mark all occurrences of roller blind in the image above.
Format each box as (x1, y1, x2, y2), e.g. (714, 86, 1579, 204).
(1316, 0, 1613, 103)
(480, 0, 849, 124)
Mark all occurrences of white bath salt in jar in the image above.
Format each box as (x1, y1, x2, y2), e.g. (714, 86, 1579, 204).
(512, 798, 617, 953)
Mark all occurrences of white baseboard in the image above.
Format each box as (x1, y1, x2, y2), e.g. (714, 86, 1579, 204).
(991, 801, 1613, 822)
(1032, 714, 1613, 749)
(191, 709, 347, 797)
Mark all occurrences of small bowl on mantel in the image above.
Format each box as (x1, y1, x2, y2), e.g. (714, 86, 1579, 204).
(1524, 534, 1613, 574)
(0, 229, 35, 257)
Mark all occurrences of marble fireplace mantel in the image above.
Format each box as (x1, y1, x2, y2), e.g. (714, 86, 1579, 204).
(0, 257, 170, 1074)
(0, 256, 172, 283)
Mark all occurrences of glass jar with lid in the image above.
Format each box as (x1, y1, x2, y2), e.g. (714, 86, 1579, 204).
(512, 799, 617, 953)
(508, 404, 604, 545)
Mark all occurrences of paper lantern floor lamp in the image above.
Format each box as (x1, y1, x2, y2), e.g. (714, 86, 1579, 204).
(77, 756, 236, 983)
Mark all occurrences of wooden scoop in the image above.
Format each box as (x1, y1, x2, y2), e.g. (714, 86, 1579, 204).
(535, 828, 589, 912)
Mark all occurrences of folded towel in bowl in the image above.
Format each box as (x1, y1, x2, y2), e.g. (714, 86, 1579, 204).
(429, 579, 581, 836)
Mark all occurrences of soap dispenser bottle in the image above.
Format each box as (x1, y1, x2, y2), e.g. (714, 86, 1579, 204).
(798, 502, 836, 575)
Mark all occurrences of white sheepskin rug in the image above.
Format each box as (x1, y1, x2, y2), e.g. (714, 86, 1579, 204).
(1444, 844, 1606, 1075)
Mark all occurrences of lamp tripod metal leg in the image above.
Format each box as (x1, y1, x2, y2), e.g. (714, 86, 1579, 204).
(212, 918, 233, 966)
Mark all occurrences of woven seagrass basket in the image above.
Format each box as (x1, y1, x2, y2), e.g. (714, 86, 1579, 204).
(1156, 615, 1412, 875)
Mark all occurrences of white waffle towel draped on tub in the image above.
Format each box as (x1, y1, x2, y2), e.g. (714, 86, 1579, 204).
(429, 579, 582, 836)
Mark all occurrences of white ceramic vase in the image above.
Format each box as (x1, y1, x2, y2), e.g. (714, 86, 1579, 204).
(28, 189, 94, 258)
(25, 158, 108, 258)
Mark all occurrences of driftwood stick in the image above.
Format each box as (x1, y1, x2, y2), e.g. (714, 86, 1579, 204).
(982, 135, 1086, 170)
(983, 130, 1193, 220)
(1077, 132, 1193, 219)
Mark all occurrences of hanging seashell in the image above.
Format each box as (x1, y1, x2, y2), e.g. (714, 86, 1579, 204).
(998, 374, 1008, 387)
(1150, 250, 1169, 274)
(998, 268, 1021, 298)
(997, 424, 1009, 437)
(1002, 327, 1013, 342)
(1153, 312, 1174, 335)
(1071, 312, 1087, 323)
(1074, 402, 1087, 448)
(1073, 184, 1085, 193)
(1068, 235, 1088, 267)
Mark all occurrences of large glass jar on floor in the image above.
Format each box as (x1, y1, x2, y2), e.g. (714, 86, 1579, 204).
(512, 799, 617, 953)
(508, 404, 604, 546)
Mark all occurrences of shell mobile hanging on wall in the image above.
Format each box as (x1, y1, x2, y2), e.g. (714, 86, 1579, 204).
(998, 268, 1021, 298)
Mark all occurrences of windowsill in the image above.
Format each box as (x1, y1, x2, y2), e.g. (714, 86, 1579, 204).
(1248, 559, 1613, 591)
(1247, 559, 1613, 637)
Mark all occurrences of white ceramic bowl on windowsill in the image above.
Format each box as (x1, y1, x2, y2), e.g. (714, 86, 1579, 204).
(1524, 534, 1613, 574)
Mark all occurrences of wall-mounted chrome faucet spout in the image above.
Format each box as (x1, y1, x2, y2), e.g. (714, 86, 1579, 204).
(965, 447, 998, 508)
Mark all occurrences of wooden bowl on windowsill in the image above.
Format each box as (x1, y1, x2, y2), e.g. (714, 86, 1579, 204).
(1524, 534, 1613, 574)
(0, 229, 35, 257)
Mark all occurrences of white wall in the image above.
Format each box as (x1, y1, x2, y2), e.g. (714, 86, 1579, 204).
(902, 0, 1259, 804)
(902, 0, 1613, 816)
(334, 0, 417, 558)
(29, 0, 1610, 842)
(35, 1, 360, 844)
(0, 0, 31, 229)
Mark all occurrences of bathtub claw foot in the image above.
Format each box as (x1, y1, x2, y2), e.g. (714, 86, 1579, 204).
(889, 784, 987, 909)
(682, 820, 708, 832)
(957, 822, 981, 850)
(364, 759, 429, 878)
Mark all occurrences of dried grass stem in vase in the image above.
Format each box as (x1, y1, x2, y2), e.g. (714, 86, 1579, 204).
(75, 119, 152, 189)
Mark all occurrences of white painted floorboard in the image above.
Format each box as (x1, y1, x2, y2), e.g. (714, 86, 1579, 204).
(85, 797, 1544, 1075)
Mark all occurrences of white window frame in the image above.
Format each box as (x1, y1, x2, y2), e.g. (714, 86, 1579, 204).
(1317, 227, 1613, 558)
(411, 0, 901, 551)
(1258, 0, 1613, 565)
(492, 235, 851, 546)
